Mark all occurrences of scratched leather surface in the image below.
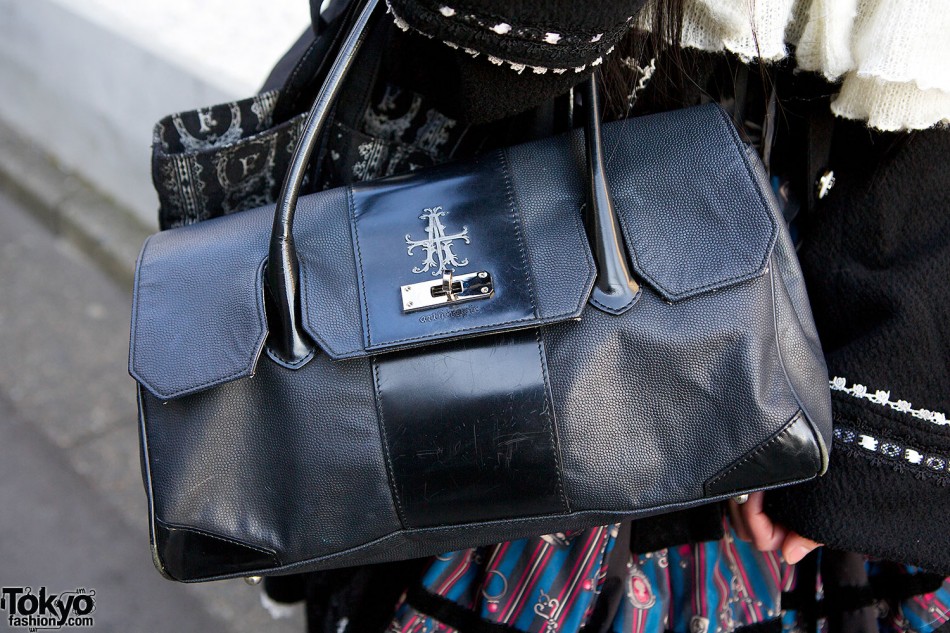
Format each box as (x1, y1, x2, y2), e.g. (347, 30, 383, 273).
(130, 104, 832, 581)
(374, 329, 568, 528)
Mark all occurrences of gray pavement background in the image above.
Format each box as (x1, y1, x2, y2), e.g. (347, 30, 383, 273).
(0, 189, 305, 632)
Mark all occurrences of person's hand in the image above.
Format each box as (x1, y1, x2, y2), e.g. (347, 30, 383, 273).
(727, 492, 821, 565)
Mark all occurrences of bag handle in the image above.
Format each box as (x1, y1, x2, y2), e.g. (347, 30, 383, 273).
(266, 0, 378, 365)
(580, 77, 642, 315)
(266, 0, 639, 364)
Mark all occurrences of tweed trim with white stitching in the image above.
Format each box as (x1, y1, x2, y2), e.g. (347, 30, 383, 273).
(385, 0, 625, 74)
(834, 425, 950, 481)
(829, 377, 948, 427)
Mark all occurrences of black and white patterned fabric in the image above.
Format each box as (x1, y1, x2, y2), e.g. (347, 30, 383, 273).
(152, 81, 467, 230)
(152, 91, 306, 229)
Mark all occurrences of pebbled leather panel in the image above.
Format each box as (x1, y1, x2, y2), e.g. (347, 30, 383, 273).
(544, 260, 822, 511)
(374, 330, 567, 528)
(139, 350, 401, 566)
(154, 519, 280, 582)
(752, 147, 832, 470)
(295, 189, 366, 360)
(129, 190, 362, 400)
(603, 105, 777, 302)
(129, 208, 270, 401)
(704, 411, 823, 496)
(502, 139, 597, 320)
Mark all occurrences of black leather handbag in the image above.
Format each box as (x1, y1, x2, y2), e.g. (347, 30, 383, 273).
(129, 0, 832, 582)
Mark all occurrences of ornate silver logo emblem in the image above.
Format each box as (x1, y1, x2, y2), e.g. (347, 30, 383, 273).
(405, 206, 470, 275)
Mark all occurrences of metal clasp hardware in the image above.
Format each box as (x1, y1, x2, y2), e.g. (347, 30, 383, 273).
(817, 170, 836, 199)
(401, 270, 493, 313)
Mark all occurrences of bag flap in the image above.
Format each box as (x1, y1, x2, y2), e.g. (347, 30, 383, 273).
(130, 104, 777, 400)
(604, 106, 778, 302)
(312, 153, 597, 356)
(129, 151, 596, 400)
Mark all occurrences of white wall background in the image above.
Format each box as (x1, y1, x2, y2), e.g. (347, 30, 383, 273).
(0, 0, 310, 227)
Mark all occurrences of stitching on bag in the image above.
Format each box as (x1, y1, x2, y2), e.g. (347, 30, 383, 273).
(713, 106, 778, 277)
(705, 411, 806, 490)
(501, 143, 595, 318)
(498, 148, 538, 317)
(767, 254, 809, 414)
(140, 351, 259, 399)
(535, 329, 570, 514)
(767, 256, 829, 470)
(588, 286, 641, 314)
(132, 254, 267, 400)
(349, 186, 375, 347)
(301, 262, 360, 358)
(613, 107, 777, 301)
(567, 203, 598, 316)
(298, 193, 366, 359)
(373, 362, 410, 530)
(296, 190, 364, 358)
(617, 207, 769, 301)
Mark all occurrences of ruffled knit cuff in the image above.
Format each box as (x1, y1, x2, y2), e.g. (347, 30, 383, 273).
(794, 0, 950, 130)
(640, 0, 950, 131)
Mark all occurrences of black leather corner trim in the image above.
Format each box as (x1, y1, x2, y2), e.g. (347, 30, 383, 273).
(154, 519, 280, 582)
(704, 411, 823, 497)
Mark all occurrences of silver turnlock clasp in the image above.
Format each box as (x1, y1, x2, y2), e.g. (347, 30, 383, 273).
(401, 270, 494, 313)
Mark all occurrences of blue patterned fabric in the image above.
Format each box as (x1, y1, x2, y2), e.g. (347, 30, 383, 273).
(387, 518, 950, 633)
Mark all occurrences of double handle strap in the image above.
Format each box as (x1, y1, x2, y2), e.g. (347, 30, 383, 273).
(266, 0, 639, 365)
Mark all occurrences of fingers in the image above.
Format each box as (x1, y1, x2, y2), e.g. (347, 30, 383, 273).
(727, 492, 823, 564)
(738, 492, 788, 552)
(782, 531, 822, 565)
(727, 498, 751, 542)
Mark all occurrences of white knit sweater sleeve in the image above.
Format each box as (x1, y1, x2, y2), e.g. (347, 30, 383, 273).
(795, 0, 950, 130)
(642, 0, 950, 131)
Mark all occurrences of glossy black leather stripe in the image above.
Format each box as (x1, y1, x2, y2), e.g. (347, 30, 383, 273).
(350, 152, 537, 351)
(374, 330, 567, 528)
